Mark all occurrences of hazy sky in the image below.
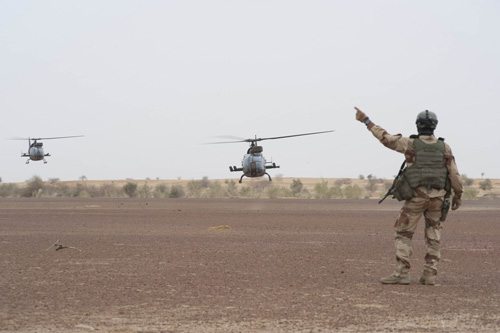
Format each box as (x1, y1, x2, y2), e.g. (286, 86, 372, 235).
(1, 0, 499, 183)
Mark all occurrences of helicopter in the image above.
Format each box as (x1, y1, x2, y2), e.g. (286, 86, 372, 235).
(210, 130, 334, 183)
(13, 136, 84, 164)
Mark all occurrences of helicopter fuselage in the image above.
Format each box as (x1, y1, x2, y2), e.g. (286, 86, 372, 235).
(242, 152, 267, 178)
(229, 146, 279, 183)
(28, 145, 49, 161)
(21, 141, 50, 163)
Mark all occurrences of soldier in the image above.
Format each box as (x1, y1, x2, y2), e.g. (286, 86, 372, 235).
(355, 107, 463, 285)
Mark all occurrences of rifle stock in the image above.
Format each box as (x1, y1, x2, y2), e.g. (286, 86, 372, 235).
(378, 160, 406, 204)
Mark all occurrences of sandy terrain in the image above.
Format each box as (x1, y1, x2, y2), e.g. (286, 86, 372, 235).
(1, 198, 499, 332)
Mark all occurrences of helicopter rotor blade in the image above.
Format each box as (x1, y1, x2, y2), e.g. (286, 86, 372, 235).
(32, 135, 84, 140)
(9, 135, 84, 141)
(205, 136, 253, 144)
(206, 139, 252, 144)
(206, 130, 334, 145)
(255, 130, 335, 142)
(213, 135, 247, 141)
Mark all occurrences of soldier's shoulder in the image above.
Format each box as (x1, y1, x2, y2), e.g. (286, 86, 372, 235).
(443, 141, 453, 153)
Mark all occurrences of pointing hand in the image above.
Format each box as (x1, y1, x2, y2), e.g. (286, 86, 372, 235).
(355, 107, 368, 123)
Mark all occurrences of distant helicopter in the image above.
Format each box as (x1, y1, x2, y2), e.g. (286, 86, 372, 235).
(210, 130, 334, 183)
(13, 136, 84, 164)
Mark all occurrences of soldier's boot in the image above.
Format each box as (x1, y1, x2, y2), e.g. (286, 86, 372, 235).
(380, 272, 410, 285)
(380, 259, 410, 285)
(418, 270, 436, 285)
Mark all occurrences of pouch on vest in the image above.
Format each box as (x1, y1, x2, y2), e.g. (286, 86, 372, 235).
(392, 173, 413, 201)
(379, 160, 413, 204)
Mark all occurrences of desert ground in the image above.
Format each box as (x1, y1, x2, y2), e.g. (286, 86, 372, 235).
(1, 197, 499, 332)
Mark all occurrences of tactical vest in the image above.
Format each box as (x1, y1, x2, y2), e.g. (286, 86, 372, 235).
(404, 138, 448, 191)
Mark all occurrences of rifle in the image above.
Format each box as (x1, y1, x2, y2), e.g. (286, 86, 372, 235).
(439, 178, 452, 221)
(378, 160, 406, 204)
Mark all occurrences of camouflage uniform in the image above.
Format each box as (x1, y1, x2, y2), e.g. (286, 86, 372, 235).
(356, 108, 463, 285)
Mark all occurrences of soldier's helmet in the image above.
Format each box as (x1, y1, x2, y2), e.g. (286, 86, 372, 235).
(416, 110, 438, 133)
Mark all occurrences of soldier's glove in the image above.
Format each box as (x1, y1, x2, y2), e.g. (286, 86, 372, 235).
(452, 196, 462, 210)
(355, 107, 370, 124)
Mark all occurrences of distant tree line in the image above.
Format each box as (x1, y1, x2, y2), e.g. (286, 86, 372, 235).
(0, 175, 496, 200)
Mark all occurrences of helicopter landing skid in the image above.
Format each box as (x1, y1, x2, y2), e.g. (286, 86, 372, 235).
(239, 173, 272, 184)
(25, 158, 48, 164)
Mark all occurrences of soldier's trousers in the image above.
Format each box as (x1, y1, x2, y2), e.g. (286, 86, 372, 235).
(393, 194, 443, 276)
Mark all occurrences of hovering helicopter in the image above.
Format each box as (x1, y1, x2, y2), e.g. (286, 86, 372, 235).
(13, 136, 84, 164)
(210, 130, 334, 183)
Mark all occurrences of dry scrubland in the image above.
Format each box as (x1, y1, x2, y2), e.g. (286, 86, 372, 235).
(5, 176, 500, 200)
(1, 177, 499, 332)
(1, 198, 499, 332)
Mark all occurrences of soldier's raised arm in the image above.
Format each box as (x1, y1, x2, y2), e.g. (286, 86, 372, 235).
(354, 106, 410, 154)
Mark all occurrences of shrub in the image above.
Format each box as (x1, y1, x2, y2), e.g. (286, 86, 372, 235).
(169, 185, 185, 198)
(267, 185, 281, 199)
(0, 183, 19, 197)
(137, 183, 153, 198)
(200, 176, 210, 188)
(314, 180, 331, 199)
(479, 179, 492, 191)
(343, 184, 363, 199)
(281, 187, 295, 197)
(239, 186, 254, 198)
(225, 180, 238, 197)
(296, 188, 312, 199)
(22, 175, 44, 197)
(330, 185, 343, 198)
(187, 180, 203, 197)
(206, 181, 225, 198)
(249, 180, 270, 197)
(50, 182, 68, 197)
(461, 174, 474, 187)
(123, 182, 138, 198)
(99, 184, 121, 197)
(463, 188, 478, 200)
(365, 174, 378, 194)
(85, 185, 101, 197)
(72, 183, 90, 197)
(290, 179, 303, 196)
(154, 184, 169, 198)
